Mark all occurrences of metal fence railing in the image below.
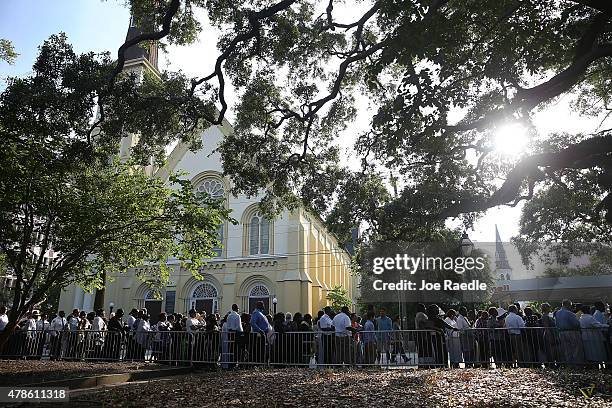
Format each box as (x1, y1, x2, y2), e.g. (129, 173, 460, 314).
(1, 328, 610, 368)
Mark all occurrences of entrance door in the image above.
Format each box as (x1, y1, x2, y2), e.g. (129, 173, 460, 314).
(145, 300, 162, 324)
(195, 299, 213, 315)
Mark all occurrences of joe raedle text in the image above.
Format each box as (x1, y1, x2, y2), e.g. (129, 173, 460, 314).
(372, 279, 488, 291)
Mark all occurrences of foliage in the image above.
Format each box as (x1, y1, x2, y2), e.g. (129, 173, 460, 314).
(0, 38, 17, 64)
(326, 285, 352, 309)
(112, 0, 612, 244)
(543, 246, 612, 277)
(0, 34, 231, 336)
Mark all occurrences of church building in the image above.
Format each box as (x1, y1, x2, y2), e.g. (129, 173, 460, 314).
(58, 21, 357, 319)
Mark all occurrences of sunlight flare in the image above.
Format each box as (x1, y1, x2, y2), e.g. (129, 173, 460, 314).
(493, 123, 529, 156)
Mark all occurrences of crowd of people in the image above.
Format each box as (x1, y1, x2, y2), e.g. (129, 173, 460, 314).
(414, 299, 611, 367)
(0, 298, 611, 367)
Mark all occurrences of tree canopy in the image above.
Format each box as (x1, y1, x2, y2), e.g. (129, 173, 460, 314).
(113, 0, 612, 246)
(0, 34, 230, 338)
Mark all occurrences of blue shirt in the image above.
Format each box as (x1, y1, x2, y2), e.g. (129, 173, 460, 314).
(362, 320, 376, 344)
(555, 308, 580, 330)
(250, 309, 269, 334)
(593, 310, 606, 325)
(376, 316, 393, 331)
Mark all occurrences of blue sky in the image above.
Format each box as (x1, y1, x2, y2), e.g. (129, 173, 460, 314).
(0, 0, 130, 78)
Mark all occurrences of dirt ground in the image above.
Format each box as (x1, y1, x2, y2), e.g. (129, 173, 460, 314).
(0, 360, 167, 386)
(60, 367, 612, 408)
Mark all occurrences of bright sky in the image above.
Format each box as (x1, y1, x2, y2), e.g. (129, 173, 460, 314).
(1, 0, 607, 244)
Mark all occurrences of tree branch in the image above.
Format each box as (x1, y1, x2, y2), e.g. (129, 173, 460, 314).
(438, 134, 612, 219)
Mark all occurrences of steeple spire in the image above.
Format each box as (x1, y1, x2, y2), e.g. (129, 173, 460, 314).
(124, 15, 159, 72)
(495, 224, 511, 276)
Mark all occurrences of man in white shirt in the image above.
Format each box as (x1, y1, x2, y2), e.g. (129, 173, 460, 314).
(185, 309, 201, 333)
(48, 311, 66, 360)
(317, 307, 334, 365)
(50, 311, 67, 333)
(92, 309, 107, 332)
(26, 311, 38, 335)
(456, 306, 476, 364)
(22, 311, 39, 358)
(504, 305, 525, 364)
(226, 304, 243, 366)
(126, 309, 137, 332)
(0, 306, 9, 332)
(332, 306, 354, 365)
(226, 304, 243, 332)
(505, 305, 525, 335)
(34, 312, 50, 358)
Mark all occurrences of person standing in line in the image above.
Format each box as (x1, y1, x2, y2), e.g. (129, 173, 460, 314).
(362, 311, 377, 365)
(35, 312, 50, 359)
(456, 307, 475, 366)
(579, 304, 608, 364)
(391, 315, 409, 364)
(49, 311, 66, 360)
(63, 308, 80, 360)
(226, 304, 243, 367)
(593, 301, 607, 324)
(504, 305, 525, 366)
(250, 301, 270, 364)
(444, 309, 462, 367)
(351, 313, 363, 365)
(555, 299, 584, 365)
(124, 309, 138, 359)
(25, 311, 39, 359)
(0, 306, 9, 332)
(376, 307, 393, 364)
(318, 306, 335, 365)
(538, 303, 556, 365)
(332, 306, 355, 365)
(135, 313, 151, 361)
(107, 308, 126, 360)
(69, 309, 80, 331)
(91, 309, 107, 358)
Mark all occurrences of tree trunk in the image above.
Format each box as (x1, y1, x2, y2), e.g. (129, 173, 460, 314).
(93, 270, 106, 311)
(0, 320, 18, 354)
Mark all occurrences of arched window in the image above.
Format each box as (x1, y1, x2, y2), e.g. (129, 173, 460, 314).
(248, 284, 270, 313)
(194, 177, 225, 256)
(196, 178, 225, 200)
(249, 213, 270, 255)
(191, 282, 219, 315)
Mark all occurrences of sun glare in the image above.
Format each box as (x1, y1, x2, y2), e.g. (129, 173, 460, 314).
(493, 123, 529, 156)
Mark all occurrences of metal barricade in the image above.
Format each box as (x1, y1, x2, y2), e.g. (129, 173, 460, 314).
(1, 327, 610, 369)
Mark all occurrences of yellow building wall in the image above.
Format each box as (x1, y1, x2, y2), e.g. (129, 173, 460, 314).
(59, 208, 357, 317)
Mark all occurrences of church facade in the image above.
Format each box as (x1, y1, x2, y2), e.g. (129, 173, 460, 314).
(58, 22, 357, 318)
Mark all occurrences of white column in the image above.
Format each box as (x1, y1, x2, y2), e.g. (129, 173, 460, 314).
(82, 291, 94, 311)
(73, 286, 84, 310)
